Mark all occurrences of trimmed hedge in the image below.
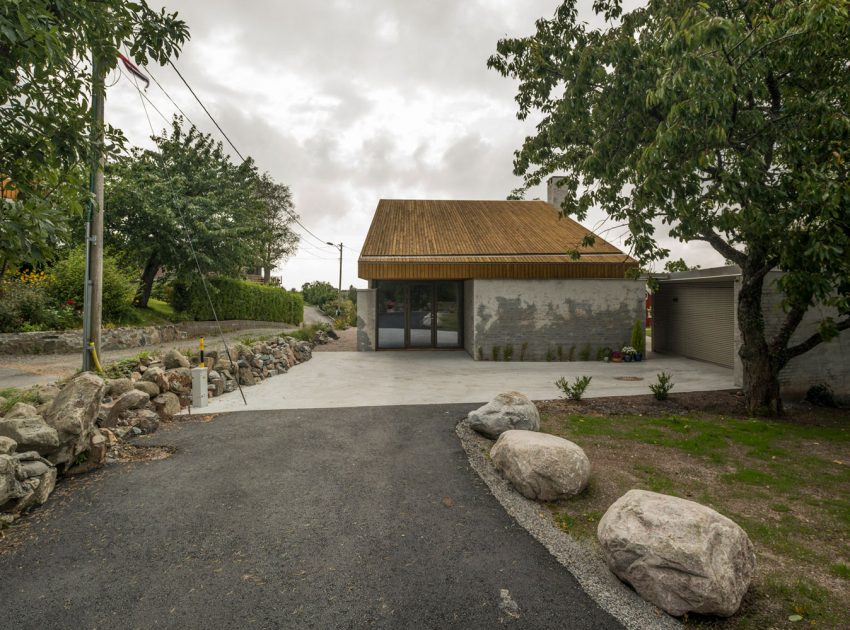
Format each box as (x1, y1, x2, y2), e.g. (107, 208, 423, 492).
(172, 277, 303, 324)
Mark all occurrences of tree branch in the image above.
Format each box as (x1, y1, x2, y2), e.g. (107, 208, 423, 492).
(786, 317, 850, 360)
(701, 229, 746, 265)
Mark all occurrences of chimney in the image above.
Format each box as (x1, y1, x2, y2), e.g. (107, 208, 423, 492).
(546, 176, 567, 212)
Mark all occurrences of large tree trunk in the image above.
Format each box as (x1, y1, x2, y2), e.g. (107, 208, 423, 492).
(263, 265, 271, 283)
(136, 255, 160, 308)
(737, 266, 784, 415)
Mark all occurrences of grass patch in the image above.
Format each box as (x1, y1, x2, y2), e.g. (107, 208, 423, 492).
(0, 387, 40, 412)
(539, 403, 850, 628)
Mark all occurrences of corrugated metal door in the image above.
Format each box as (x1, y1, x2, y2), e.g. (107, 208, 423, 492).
(652, 281, 735, 368)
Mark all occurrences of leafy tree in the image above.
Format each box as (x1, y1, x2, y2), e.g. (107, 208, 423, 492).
(0, 1, 189, 269)
(301, 281, 338, 306)
(253, 173, 299, 283)
(489, 0, 850, 414)
(106, 118, 265, 307)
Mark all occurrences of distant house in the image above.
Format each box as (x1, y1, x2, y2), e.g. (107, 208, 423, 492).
(355, 188, 645, 360)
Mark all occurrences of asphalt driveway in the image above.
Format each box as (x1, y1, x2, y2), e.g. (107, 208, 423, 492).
(0, 405, 620, 629)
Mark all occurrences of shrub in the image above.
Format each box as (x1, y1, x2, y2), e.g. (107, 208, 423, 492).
(631, 320, 646, 355)
(301, 280, 338, 306)
(172, 277, 303, 324)
(546, 347, 555, 361)
(504, 344, 514, 361)
(320, 298, 356, 328)
(557, 344, 564, 361)
(649, 372, 675, 401)
(596, 346, 612, 361)
(805, 383, 836, 407)
(568, 345, 576, 361)
(46, 247, 135, 323)
(0, 272, 79, 332)
(578, 343, 592, 361)
(492, 345, 502, 361)
(520, 341, 528, 361)
(556, 375, 592, 401)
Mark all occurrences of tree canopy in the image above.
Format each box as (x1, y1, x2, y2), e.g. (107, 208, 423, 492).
(489, 0, 850, 413)
(0, 0, 188, 267)
(253, 173, 299, 283)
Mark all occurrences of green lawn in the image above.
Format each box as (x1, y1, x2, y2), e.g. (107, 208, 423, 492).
(536, 401, 850, 628)
(122, 299, 184, 327)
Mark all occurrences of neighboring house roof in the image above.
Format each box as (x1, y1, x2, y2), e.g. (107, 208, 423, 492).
(358, 199, 637, 280)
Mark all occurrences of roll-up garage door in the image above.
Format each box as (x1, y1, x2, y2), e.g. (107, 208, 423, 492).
(652, 281, 735, 368)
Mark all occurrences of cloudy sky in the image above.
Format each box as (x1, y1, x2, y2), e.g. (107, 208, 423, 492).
(108, 0, 723, 289)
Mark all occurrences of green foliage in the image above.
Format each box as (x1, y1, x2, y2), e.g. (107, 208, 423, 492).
(578, 344, 591, 361)
(557, 344, 564, 361)
(288, 322, 329, 342)
(347, 285, 358, 303)
(105, 119, 285, 307)
(520, 341, 529, 361)
(476, 346, 484, 361)
(47, 248, 135, 323)
(321, 298, 356, 329)
(546, 347, 555, 362)
(252, 172, 298, 282)
(805, 384, 836, 408)
(596, 346, 612, 361)
(172, 277, 303, 324)
(568, 345, 575, 361)
(650, 372, 675, 401)
(504, 344, 514, 361)
(664, 259, 700, 273)
(301, 280, 338, 307)
(490, 0, 850, 412)
(491, 345, 502, 361)
(0, 1, 189, 268)
(0, 274, 78, 332)
(0, 387, 40, 412)
(555, 375, 592, 401)
(630, 320, 645, 355)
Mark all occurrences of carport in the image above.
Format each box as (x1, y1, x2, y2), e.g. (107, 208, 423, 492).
(652, 269, 736, 369)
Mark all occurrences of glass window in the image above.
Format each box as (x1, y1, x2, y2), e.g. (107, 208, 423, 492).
(377, 282, 406, 349)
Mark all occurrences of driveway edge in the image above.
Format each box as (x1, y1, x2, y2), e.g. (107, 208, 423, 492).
(455, 420, 680, 630)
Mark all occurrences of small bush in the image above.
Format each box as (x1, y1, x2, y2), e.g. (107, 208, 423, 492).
(492, 345, 502, 361)
(546, 347, 555, 362)
(578, 343, 592, 361)
(477, 347, 484, 361)
(556, 375, 592, 401)
(172, 277, 303, 324)
(504, 344, 514, 361)
(568, 345, 575, 361)
(46, 247, 135, 323)
(288, 322, 328, 342)
(649, 372, 675, 401)
(520, 341, 528, 361)
(321, 297, 356, 329)
(557, 345, 564, 361)
(631, 319, 645, 355)
(805, 383, 836, 407)
(596, 346, 612, 361)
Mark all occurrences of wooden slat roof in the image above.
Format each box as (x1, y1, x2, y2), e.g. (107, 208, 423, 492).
(358, 199, 636, 280)
(361, 199, 626, 256)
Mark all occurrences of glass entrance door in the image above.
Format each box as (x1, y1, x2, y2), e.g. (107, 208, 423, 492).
(408, 283, 434, 347)
(375, 281, 462, 349)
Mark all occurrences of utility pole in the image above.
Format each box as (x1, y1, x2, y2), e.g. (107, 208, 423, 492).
(82, 60, 105, 371)
(326, 241, 343, 296)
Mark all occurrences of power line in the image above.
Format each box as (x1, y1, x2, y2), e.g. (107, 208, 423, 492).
(167, 59, 246, 162)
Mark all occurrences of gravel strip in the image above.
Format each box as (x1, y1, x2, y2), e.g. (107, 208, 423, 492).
(456, 420, 681, 630)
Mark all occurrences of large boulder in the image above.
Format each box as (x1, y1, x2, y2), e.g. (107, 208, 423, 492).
(141, 366, 169, 393)
(0, 416, 60, 455)
(106, 389, 151, 426)
(43, 372, 105, 468)
(0, 454, 27, 506)
(65, 429, 107, 476)
(468, 391, 540, 439)
(163, 348, 190, 369)
(597, 489, 756, 617)
(292, 340, 312, 363)
(152, 392, 181, 418)
(105, 378, 134, 399)
(5, 451, 57, 513)
(134, 381, 161, 398)
(4, 402, 39, 419)
(166, 367, 192, 394)
(490, 430, 590, 501)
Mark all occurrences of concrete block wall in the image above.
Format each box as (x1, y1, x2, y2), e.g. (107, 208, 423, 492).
(463, 280, 474, 356)
(469, 279, 645, 361)
(733, 273, 850, 398)
(356, 288, 377, 351)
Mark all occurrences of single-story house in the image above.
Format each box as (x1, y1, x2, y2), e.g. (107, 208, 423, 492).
(653, 266, 850, 398)
(355, 192, 646, 360)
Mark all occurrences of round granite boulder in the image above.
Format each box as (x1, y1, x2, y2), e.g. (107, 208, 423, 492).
(467, 391, 540, 439)
(490, 430, 590, 501)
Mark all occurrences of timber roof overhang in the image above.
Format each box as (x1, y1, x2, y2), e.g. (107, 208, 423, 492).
(358, 199, 637, 280)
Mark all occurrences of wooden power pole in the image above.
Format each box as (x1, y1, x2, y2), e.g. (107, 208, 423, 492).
(82, 61, 105, 371)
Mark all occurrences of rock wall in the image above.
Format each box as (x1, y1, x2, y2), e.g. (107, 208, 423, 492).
(0, 325, 186, 355)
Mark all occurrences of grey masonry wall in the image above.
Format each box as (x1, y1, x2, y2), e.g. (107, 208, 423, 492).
(733, 272, 850, 398)
(356, 288, 377, 351)
(463, 280, 475, 356)
(469, 279, 645, 361)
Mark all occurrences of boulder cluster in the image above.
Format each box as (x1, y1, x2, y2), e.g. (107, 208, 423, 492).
(0, 334, 317, 523)
(466, 391, 756, 619)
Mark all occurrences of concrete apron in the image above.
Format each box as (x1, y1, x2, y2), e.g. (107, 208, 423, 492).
(200, 351, 735, 412)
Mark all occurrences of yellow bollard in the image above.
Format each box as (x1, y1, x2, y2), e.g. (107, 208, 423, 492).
(199, 336, 205, 368)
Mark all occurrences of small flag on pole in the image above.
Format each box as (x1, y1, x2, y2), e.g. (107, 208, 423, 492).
(118, 52, 150, 88)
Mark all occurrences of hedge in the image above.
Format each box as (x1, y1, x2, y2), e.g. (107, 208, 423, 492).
(172, 277, 303, 324)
